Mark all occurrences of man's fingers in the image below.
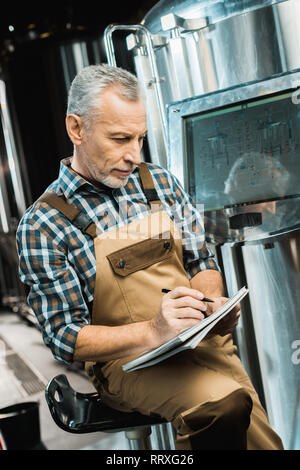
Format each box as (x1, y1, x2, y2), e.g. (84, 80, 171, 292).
(172, 296, 207, 313)
(165, 286, 204, 301)
(173, 307, 205, 321)
(175, 317, 204, 332)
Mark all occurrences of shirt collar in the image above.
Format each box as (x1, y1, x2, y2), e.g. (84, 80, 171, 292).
(57, 157, 141, 198)
(58, 156, 115, 198)
(57, 157, 87, 198)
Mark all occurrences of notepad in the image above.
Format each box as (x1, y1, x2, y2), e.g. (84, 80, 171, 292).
(122, 286, 248, 372)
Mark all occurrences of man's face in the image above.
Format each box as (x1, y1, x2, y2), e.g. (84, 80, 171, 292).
(73, 87, 147, 188)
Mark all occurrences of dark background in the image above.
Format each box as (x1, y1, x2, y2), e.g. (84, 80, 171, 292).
(0, 0, 159, 204)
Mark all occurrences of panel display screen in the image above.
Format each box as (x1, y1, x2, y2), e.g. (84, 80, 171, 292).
(185, 91, 300, 210)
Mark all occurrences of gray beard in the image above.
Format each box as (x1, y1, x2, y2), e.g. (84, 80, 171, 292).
(87, 159, 133, 188)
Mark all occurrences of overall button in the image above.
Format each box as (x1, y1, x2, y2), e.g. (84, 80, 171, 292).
(164, 241, 171, 250)
(119, 260, 126, 269)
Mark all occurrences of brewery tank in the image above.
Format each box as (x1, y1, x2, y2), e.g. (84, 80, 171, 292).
(104, 0, 300, 448)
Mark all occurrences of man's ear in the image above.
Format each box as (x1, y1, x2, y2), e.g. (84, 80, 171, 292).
(65, 114, 84, 145)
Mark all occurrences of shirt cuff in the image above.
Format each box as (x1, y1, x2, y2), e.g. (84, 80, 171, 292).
(186, 257, 222, 280)
(48, 323, 85, 364)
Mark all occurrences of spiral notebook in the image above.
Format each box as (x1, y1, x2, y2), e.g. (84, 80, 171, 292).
(122, 286, 248, 372)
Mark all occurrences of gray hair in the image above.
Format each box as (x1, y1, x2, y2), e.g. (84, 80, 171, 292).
(67, 63, 141, 128)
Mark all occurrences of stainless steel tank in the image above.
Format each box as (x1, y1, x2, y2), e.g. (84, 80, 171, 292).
(105, 0, 300, 167)
(0, 33, 106, 320)
(104, 0, 300, 449)
(0, 78, 32, 317)
(167, 69, 300, 449)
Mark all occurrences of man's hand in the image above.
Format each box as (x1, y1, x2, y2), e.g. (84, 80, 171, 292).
(205, 297, 241, 336)
(74, 269, 239, 363)
(149, 286, 208, 345)
(189, 269, 240, 336)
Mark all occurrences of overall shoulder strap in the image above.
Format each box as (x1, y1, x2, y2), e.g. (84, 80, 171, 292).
(38, 164, 160, 235)
(138, 162, 162, 210)
(37, 192, 97, 239)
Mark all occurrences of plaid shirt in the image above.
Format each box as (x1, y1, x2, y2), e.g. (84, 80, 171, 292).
(16, 157, 220, 364)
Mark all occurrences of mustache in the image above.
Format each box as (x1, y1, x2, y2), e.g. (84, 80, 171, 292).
(114, 165, 137, 172)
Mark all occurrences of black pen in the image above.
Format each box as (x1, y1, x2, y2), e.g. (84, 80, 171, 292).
(161, 288, 214, 302)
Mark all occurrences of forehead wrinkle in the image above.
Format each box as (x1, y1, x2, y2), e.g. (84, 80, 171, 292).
(98, 87, 146, 119)
(99, 109, 147, 137)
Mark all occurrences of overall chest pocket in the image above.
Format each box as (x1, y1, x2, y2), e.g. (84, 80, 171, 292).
(107, 233, 175, 277)
(106, 232, 189, 323)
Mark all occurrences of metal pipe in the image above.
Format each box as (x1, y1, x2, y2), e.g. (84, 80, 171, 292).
(125, 427, 152, 450)
(104, 23, 167, 146)
(0, 81, 27, 218)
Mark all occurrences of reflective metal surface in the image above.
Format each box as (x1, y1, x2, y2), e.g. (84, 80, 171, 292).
(150, 422, 176, 450)
(108, 0, 300, 165)
(59, 37, 104, 95)
(0, 35, 106, 312)
(166, 52, 300, 450)
(168, 70, 300, 243)
(143, 0, 289, 35)
(104, 0, 300, 449)
(222, 231, 300, 448)
(104, 24, 167, 167)
(291, 388, 300, 450)
(0, 80, 29, 230)
(0, 79, 31, 311)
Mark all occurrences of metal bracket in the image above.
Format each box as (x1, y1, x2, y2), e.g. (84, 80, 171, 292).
(161, 13, 208, 34)
(126, 33, 167, 51)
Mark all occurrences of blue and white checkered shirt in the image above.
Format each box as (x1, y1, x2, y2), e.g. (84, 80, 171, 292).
(16, 157, 220, 364)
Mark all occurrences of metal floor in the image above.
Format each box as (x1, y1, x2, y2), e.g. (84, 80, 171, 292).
(0, 310, 129, 450)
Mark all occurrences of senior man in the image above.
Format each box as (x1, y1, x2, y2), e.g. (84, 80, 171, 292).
(16, 64, 283, 450)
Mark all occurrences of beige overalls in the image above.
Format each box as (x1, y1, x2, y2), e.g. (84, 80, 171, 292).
(39, 162, 283, 450)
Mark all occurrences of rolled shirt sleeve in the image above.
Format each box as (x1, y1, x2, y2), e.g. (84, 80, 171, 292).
(16, 214, 89, 364)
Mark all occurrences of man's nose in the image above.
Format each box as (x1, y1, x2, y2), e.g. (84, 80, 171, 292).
(123, 140, 142, 165)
